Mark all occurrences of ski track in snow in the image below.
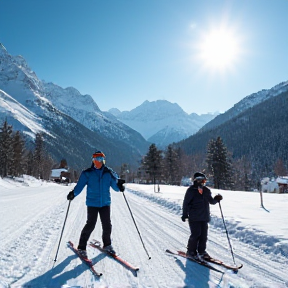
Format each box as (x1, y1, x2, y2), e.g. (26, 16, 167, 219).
(0, 182, 287, 288)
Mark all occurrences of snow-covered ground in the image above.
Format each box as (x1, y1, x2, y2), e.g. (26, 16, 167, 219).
(0, 177, 287, 288)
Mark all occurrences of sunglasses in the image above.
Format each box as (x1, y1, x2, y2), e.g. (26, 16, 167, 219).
(195, 177, 207, 183)
(92, 156, 105, 162)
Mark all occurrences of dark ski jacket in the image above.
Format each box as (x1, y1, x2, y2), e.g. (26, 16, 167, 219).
(182, 182, 218, 222)
(73, 164, 120, 207)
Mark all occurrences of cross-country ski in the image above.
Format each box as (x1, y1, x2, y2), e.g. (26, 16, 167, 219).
(90, 239, 140, 272)
(67, 241, 102, 277)
(166, 249, 224, 273)
(166, 249, 242, 273)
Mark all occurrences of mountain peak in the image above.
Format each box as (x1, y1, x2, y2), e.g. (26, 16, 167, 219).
(110, 99, 216, 145)
(124, 99, 185, 121)
(0, 43, 8, 55)
(108, 108, 121, 116)
(141, 99, 183, 110)
(0, 43, 11, 61)
(43, 82, 101, 113)
(13, 55, 29, 68)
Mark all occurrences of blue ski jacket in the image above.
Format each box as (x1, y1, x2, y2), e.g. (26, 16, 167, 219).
(73, 164, 120, 207)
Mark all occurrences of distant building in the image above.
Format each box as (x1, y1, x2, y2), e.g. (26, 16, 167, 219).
(50, 168, 70, 184)
(261, 177, 279, 193)
(276, 177, 288, 193)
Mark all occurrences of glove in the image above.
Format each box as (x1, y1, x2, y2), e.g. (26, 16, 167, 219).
(67, 190, 75, 200)
(117, 179, 125, 192)
(214, 194, 223, 202)
(181, 215, 187, 222)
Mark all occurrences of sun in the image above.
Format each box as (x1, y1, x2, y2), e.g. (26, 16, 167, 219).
(197, 27, 241, 72)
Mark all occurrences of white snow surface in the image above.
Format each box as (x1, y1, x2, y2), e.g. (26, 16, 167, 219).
(0, 89, 48, 135)
(0, 177, 287, 288)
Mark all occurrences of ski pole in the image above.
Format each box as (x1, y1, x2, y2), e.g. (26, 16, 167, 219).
(53, 200, 71, 263)
(122, 192, 151, 259)
(218, 202, 236, 265)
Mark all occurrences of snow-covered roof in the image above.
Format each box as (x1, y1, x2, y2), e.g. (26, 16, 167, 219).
(276, 176, 288, 184)
(50, 168, 68, 178)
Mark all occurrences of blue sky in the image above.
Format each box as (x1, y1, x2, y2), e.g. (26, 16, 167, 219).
(0, 0, 287, 114)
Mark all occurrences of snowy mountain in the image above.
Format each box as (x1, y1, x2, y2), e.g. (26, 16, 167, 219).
(0, 176, 287, 287)
(0, 43, 149, 170)
(0, 89, 48, 137)
(199, 80, 288, 132)
(177, 88, 288, 184)
(42, 82, 149, 153)
(109, 100, 218, 147)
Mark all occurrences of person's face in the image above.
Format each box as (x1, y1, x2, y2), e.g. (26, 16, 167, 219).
(92, 156, 105, 169)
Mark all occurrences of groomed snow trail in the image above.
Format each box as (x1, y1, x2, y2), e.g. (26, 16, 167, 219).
(0, 183, 287, 288)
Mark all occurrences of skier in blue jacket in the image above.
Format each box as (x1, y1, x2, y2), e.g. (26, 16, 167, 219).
(67, 151, 125, 258)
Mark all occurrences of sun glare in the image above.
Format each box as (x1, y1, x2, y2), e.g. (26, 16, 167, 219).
(197, 27, 240, 72)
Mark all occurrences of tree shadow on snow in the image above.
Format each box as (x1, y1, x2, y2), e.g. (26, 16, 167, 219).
(174, 258, 223, 288)
(22, 253, 104, 288)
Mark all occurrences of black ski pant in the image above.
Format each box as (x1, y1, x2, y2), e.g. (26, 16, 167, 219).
(187, 221, 208, 255)
(78, 206, 112, 250)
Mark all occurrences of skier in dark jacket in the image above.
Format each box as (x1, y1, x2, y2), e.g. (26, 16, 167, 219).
(181, 172, 222, 261)
(67, 151, 125, 258)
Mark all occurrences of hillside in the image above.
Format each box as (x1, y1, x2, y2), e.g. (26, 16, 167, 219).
(0, 43, 149, 171)
(200, 81, 288, 132)
(177, 90, 288, 180)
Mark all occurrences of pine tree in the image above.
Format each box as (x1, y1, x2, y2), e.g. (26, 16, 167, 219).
(33, 133, 45, 179)
(32, 133, 56, 180)
(206, 137, 233, 189)
(141, 144, 163, 190)
(0, 120, 13, 177)
(10, 131, 26, 177)
(25, 150, 34, 176)
(163, 145, 180, 185)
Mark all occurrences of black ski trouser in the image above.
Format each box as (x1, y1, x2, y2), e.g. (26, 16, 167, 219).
(78, 206, 112, 250)
(187, 221, 208, 254)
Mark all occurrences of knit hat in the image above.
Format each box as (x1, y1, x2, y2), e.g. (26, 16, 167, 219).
(92, 151, 105, 158)
(92, 151, 106, 168)
(193, 172, 207, 181)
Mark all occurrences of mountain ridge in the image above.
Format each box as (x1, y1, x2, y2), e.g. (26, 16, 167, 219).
(0, 43, 149, 170)
(109, 99, 219, 146)
(200, 80, 288, 132)
(177, 88, 288, 182)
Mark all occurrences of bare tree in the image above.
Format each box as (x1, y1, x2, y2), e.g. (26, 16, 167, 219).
(274, 158, 287, 177)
